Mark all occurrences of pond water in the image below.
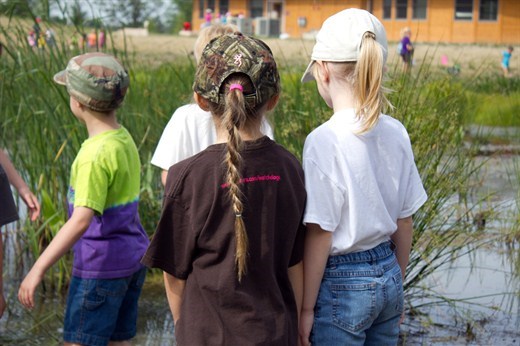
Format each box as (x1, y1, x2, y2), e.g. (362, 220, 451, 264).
(1, 154, 518, 345)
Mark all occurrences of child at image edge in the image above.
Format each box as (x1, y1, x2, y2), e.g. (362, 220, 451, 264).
(151, 23, 273, 186)
(142, 33, 306, 345)
(18, 52, 149, 346)
(299, 9, 427, 346)
(0, 149, 40, 318)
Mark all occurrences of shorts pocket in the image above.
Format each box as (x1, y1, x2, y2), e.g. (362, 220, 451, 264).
(331, 281, 377, 333)
(83, 278, 128, 311)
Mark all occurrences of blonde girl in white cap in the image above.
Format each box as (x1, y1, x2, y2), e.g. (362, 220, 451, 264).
(300, 8, 427, 345)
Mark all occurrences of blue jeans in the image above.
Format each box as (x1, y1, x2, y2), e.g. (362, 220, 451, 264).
(310, 242, 403, 346)
(63, 267, 147, 346)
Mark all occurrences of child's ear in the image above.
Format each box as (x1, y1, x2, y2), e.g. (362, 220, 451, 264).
(315, 61, 330, 83)
(71, 97, 83, 109)
(266, 94, 279, 111)
(194, 92, 210, 111)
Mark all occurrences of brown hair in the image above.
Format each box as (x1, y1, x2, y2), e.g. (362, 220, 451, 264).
(206, 74, 268, 281)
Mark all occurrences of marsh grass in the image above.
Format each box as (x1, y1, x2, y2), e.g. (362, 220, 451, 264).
(0, 17, 518, 331)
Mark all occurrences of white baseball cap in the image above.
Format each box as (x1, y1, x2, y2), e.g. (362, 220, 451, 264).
(301, 8, 388, 83)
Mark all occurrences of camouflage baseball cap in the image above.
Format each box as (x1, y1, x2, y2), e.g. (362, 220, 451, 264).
(193, 32, 280, 106)
(53, 52, 129, 112)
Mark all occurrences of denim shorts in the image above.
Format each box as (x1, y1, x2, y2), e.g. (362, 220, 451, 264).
(310, 241, 403, 346)
(63, 267, 147, 346)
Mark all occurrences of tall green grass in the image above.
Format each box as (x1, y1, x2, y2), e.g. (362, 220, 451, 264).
(0, 19, 518, 321)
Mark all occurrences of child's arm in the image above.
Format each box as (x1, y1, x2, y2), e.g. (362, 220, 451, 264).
(300, 223, 332, 346)
(390, 216, 413, 324)
(163, 271, 186, 326)
(288, 261, 303, 322)
(161, 170, 168, 186)
(0, 149, 40, 221)
(390, 216, 413, 280)
(18, 206, 94, 309)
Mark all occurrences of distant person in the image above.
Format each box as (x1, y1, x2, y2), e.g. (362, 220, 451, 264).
(98, 29, 106, 49)
(299, 9, 427, 345)
(151, 23, 274, 186)
(32, 17, 42, 42)
(0, 148, 40, 318)
(45, 28, 55, 47)
(87, 30, 97, 49)
(400, 26, 414, 72)
(501, 46, 514, 77)
(27, 31, 37, 48)
(18, 52, 149, 345)
(142, 32, 306, 345)
(203, 8, 213, 28)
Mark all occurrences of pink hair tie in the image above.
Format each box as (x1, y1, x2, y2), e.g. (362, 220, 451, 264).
(229, 83, 243, 92)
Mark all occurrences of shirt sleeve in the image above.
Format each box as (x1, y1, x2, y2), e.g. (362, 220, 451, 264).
(303, 158, 345, 232)
(399, 161, 428, 218)
(141, 172, 195, 279)
(73, 160, 109, 214)
(150, 107, 194, 171)
(289, 220, 306, 267)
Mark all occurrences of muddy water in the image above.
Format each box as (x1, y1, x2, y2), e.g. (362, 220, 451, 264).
(1, 155, 518, 345)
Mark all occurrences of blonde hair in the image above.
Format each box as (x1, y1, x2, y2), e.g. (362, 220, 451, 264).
(400, 26, 411, 38)
(314, 32, 392, 134)
(193, 24, 239, 62)
(206, 74, 268, 282)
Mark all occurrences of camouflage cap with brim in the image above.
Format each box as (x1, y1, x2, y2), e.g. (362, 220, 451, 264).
(54, 52, 129, 112)
(193, 32, 280, 106)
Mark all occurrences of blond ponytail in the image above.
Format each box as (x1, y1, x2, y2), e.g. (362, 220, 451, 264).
(354, 32, 393, 134)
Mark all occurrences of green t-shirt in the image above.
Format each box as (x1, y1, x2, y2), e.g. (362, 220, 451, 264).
(67, 126, 149, 279)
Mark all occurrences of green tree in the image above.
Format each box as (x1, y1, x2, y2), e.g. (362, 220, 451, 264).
(94, 0, 164, 28)
(68, 0, 87, 27)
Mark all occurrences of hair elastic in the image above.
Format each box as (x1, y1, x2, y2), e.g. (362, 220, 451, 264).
(229, 84, 243, 92)
(235, 213, 242, 218)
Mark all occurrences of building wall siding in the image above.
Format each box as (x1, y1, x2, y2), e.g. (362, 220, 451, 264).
(191, 0, 520, 44)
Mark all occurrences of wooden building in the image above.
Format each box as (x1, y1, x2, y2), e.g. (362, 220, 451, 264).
(191, 0, 520, 44)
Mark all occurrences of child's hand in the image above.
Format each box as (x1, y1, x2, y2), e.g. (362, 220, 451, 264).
(18, 267, 44, 309)
(18, 186, 41, 221)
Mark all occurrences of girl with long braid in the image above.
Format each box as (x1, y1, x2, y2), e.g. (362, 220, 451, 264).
(142, 33, 306, 345)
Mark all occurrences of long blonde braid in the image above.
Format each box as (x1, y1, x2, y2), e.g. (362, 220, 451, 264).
(208, 74, 264, 282)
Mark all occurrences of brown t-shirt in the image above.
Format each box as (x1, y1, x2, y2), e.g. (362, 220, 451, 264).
(142, 136, 306, 346)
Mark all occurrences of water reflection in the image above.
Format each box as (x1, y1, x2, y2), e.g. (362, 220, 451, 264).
(402, 246, 520, 344)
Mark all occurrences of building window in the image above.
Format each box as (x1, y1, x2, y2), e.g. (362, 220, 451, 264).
(455, 0, 473, 20)
(396, 0, 408, 19)
(199, 0, 204, 18)
(479, 0, 498, 20)
(207, 0, 215, 12)
(383, 0, 392, 19)
(413, 0, 427, 19)
(219, 0, 229, 15)
(250, 0, 264, 18)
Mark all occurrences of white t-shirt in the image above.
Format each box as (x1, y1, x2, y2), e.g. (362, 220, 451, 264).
(151, 103, 274, 170)
(303, 109, 427, 255)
